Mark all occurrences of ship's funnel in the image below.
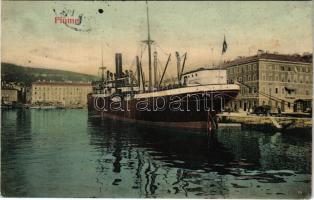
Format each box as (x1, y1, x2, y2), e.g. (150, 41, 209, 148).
(115, 53, 123, 79)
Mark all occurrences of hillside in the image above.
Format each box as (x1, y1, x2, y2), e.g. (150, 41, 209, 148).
(1, 63, 98, 86)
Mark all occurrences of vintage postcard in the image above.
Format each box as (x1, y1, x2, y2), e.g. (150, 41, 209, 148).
(1, 0, 312, 198)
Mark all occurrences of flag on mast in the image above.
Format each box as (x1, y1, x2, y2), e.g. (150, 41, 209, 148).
(222, 35, 228, 54)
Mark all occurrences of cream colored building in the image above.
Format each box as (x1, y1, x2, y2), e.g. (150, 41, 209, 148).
(31, 82, 92, 107)
(1, 89, 18, 103)
(223, 52, 312, 113)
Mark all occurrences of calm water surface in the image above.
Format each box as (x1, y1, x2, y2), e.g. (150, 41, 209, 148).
(1, 109, 311, 198)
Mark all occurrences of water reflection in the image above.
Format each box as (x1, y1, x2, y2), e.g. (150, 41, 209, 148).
(87, 115, 234, 197)
(1, 109, 32, 196)
(1, 110, 311, 198)
(87, 114, 311, 198)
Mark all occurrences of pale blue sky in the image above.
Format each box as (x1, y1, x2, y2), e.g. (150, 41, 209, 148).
(2, 1, 312, 75)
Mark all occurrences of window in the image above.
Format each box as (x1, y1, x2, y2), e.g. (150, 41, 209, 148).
(306, 90, 309, 95)
(275, 88, 278, 94)
(281, 66, 285, 71)
(251, 86, 255, 93)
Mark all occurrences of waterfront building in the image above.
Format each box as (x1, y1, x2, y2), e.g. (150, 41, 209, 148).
(30, 82, 92, 107)
(1, 88, 18, 104)
(223, 52, 312, 113)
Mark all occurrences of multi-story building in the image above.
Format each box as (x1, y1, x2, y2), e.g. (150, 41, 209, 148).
(30, 82, 92, 107)
(223, 52, 312, 113)
(1, 88, 18, 104)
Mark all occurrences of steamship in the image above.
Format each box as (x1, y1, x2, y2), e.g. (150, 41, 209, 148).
(87, 3, 239, 132)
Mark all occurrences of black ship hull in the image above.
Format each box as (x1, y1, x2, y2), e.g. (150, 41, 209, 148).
(88, 85, 239, 132)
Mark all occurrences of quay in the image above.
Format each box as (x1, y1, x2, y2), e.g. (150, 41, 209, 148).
(217, 112, 312, 131)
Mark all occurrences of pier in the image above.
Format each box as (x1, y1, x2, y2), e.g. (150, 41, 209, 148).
(217, 112, 312, 131)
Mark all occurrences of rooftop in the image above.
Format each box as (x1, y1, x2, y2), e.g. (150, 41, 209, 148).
(32, 81, 91, 87)
(221, 52, 312, 68)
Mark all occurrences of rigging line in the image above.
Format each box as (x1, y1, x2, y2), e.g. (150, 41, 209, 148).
(157, 64, 162, 80)
(140, 45, 147, 61)
(208, 81, 297, 108)
(156, 59, 165, 82)
(155, 42, 170, 56)
(157, 57, 172, 81)
(136, 42, 144, 58)
(156, 59, 165, 83)
(157, 59, 164, 72)
(128, 57, 137, 72)
(237, 81, 295, 105)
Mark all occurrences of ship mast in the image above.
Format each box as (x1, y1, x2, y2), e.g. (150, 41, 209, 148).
(100, 45, 106, 82)
(143, 1, 154, 92)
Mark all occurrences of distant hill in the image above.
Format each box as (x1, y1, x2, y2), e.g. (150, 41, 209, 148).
(1, 63, 98, 86)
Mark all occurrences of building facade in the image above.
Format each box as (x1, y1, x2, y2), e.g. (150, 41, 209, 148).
(30, 82, 92, 107)
(224, 53, 312, 113)
(1, 89, 18, 103)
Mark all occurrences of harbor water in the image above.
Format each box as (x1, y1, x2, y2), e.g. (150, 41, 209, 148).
(1, 109, 311, 198)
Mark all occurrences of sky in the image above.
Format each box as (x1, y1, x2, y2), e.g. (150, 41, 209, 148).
(2, 1, 312, 77)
